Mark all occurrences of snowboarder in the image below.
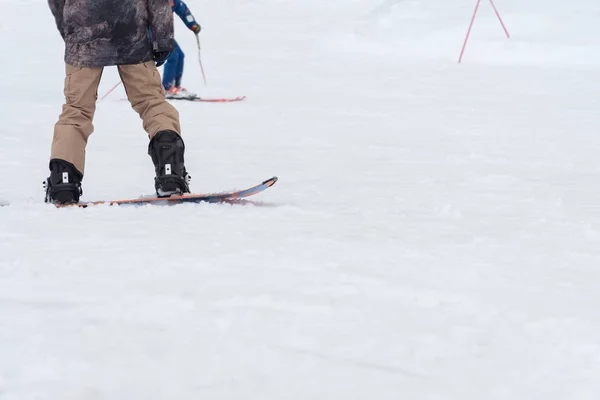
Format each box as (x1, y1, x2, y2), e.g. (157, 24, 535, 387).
(163, 0, 202, 99)
(46, 0, 192, 204)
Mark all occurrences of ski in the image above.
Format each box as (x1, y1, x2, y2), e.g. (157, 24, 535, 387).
(120, 96, 246, 103)
(55, 176, 277, 208)
(169, 95, 246, 103)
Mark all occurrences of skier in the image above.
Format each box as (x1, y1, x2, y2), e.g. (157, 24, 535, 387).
(163, 0, 202, 99)
(46, 0, 192, 205)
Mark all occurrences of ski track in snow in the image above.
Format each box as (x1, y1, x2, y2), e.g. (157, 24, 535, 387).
(1, 0, 600, 398)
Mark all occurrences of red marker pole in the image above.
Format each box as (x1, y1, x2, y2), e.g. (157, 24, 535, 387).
(458, 0, 482, 63)
(489, 0, 510, 38)
(99, 81, 122, 101)
(458, 0, 510, 63)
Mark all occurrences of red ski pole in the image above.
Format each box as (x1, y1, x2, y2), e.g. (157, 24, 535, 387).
(458, 0, 481, 63)
(195, 34, 208, 86)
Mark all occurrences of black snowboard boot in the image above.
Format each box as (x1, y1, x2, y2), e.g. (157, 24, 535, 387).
(44, 159, 83, 204)
(148, 130, 191, 197)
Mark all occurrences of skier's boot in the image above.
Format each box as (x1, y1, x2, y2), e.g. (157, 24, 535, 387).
(148, 130, 191, 197)
(174, 87, 197, 100)
(165, 86, 184, 99)
(166, 86, 197, 100)
(43, 159, 83, 204)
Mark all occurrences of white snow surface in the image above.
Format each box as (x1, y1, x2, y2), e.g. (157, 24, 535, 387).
(2, 0, 600, 398)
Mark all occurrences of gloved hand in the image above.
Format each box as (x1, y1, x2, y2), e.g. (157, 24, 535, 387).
(154, 51, 170, 67)
(191, 24, 201, 34)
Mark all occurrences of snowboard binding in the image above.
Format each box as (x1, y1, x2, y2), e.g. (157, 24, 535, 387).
(44, 159, 83, 204)
(148, 130, 191, 197)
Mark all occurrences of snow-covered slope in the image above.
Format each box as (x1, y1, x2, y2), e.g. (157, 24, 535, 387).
(1, 0, 600, 398)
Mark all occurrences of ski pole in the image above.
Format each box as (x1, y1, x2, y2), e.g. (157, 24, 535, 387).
(195, 34, 208, 86)
(99, 81, 122, 101)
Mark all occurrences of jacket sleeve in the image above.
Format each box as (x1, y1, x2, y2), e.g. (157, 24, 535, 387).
(148, 0, 175, 52)
(172, 0, 200, 32)
(47, 0, 66, 38)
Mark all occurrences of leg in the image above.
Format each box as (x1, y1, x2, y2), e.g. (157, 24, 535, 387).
(162, 50, 180, 91)
(118, 61, 181, 136)
(173, 42, 185, 88)
(118, 61, 189, 196)
(51, 64, 103, 175)
(46, 64, 103, 203)
(171, 43, 197, 98)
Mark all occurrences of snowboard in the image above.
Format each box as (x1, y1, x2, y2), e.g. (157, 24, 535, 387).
(55, 176, 277, 208)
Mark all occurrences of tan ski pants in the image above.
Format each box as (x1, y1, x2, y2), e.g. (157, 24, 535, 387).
(51, 61, 181, 174)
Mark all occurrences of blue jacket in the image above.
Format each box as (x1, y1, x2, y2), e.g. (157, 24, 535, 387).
(171, 0, 200, 32)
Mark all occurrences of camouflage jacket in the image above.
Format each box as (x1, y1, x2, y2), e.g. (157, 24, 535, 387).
(48, 0, 174, 67)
